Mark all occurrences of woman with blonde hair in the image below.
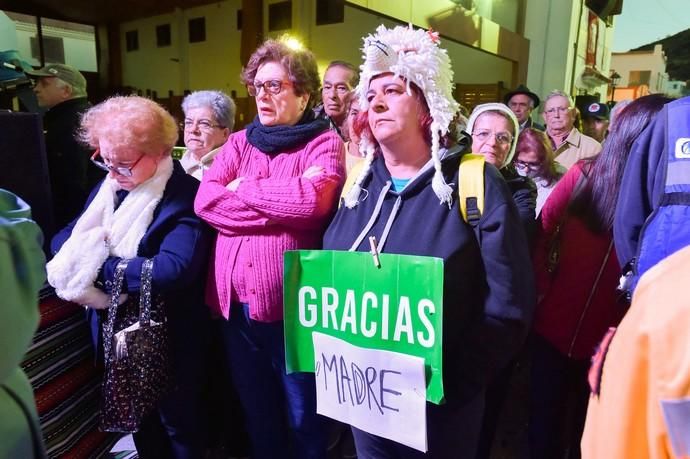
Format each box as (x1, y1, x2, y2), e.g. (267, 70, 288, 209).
(47, 96, 212, 458)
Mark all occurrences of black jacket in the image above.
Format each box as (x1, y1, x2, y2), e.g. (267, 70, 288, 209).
(43, 97, 103, 228)
(521, 117, 545, 132)
(501, 164, 537, 244)
(51, 161, 212, 357)
(323, 148, 535, 403)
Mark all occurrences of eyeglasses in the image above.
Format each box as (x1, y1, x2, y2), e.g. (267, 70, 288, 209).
(544, 106, 570, 115)
(508, 101, 530, 110)
(180, 119, 225, 133)
(472, 129, 513, 145)
(90, 150, 145, 177)
(247, 79, 292, 97)
(514, 159, 542, 171)
(322, 84, 351, 95)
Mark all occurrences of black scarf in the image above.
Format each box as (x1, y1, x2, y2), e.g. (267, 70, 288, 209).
(245, 109, 330, 155)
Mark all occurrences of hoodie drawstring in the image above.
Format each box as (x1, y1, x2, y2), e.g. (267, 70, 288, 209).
(349, 181, 392, 252)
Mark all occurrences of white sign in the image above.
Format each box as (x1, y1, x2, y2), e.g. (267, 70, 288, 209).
(312, 332, 428, 452)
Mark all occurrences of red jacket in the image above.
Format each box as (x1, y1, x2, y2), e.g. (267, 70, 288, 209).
(532, 162, 625, 359)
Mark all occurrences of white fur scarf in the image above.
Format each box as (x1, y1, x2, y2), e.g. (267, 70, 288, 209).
(47, 156, 174, 303)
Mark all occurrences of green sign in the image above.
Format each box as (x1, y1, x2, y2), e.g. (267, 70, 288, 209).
(284, 250, 445, 403)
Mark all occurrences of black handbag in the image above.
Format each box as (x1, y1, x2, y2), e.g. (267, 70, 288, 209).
(100, 258, 172, 433)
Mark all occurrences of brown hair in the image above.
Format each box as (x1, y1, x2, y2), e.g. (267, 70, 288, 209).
(515, 128, 561, 185)
(241, 38, 321, 110)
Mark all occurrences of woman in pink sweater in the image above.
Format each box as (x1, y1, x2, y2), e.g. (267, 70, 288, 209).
(194, 39, 345, 459)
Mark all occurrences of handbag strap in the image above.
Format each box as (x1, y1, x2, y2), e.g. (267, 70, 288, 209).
(103, 259, 129, 360)
(547, 170, 589, 274)
(139, 258, 154, 325)
(567, 238, 614, 357)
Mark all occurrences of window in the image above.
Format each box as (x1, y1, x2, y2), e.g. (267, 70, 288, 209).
(30, 35, 65, 63)
(237, 10, 243, 30)
(126, 30, 139, 51)
(268, 2, 292, 31)
(188, 17, 206, 43)
(629, 70, 651, 86)
(156, 24, 171, 47)
(4, 12, 97, 71)
(316, 0, 344, 25)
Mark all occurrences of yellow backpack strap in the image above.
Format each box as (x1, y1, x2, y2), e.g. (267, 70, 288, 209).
(458, 154, 485, 225)
(339, 158, 366, 207)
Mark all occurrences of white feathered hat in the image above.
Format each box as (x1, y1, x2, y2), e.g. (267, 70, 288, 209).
(343, 24, 460, 209)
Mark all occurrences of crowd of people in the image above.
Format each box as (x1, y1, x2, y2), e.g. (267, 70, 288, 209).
(6, 21, 689, 459)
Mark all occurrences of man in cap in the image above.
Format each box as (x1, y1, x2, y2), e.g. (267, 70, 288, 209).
(26, 63, 101, 229)
(580, 101, 610, 143)
(504, 84, 545, 132)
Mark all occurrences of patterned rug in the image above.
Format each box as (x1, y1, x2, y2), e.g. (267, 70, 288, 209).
(22, 287, 120, 458)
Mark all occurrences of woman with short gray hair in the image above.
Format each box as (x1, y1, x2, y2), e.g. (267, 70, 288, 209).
(180, 90, 235, 180)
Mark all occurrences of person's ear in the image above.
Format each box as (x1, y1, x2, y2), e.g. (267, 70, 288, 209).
(300, 94, 310, 112)
(62, 84, 74, 99)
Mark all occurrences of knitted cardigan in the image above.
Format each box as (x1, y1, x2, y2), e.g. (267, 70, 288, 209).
(194, 128, 345, 322)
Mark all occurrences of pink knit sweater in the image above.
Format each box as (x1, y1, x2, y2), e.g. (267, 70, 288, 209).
(194, 128, 345, 322)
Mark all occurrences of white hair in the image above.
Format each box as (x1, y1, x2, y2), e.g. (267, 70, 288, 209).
(543, 90, 574, 109)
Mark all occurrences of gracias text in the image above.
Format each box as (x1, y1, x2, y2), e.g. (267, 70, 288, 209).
(298, 287, 436, 347)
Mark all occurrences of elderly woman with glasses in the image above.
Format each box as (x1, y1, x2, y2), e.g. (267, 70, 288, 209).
(47, 96, 212, 458)
(194, 38, 345, 459)
(465, 102, 538, 459)
(466, 103, 537, 238)
(179, 90, 235, 180)
(514, 128, 566, 216)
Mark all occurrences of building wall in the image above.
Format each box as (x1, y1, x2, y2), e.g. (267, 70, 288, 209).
(570, 6, 614, 99)
(119, 0, 514, 97)
(185, 2, 242, 92)
(611, 45, 669, 94)
(120, 11, 183, 95)
(347, 0, 528, 82)
(475, 0, 520, 33)
(0, 11, 20, 51)
(524, 0, 575, 99)
(524, 0, 613, 105)
(120, 1, 243, 97)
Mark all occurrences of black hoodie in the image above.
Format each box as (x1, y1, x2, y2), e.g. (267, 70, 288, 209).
(323, 147, 536, 405)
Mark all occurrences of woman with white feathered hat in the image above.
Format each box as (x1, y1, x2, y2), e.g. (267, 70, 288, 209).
(322, 24, 535, 458)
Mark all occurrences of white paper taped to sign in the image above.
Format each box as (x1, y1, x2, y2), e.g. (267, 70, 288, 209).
(312, 331, 428, 452)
